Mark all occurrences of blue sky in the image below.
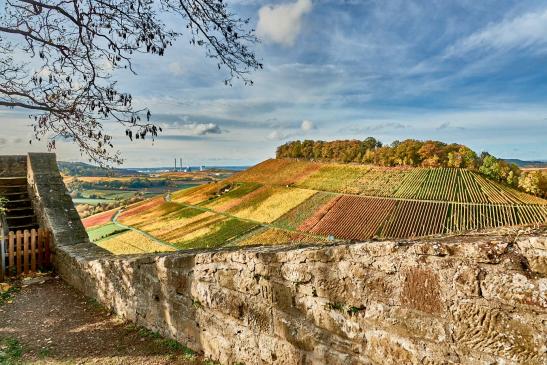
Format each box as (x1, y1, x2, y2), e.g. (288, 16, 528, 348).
(1, 0, 547, 166)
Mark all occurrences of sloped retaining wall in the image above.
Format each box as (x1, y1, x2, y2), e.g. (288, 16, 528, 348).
(23, 154, 547, 364)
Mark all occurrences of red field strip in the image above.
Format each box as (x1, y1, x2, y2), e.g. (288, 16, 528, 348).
(116, 196, 164, 221)
(305, 196, 396, 240)
(82, 208, 119, 229)
(298, 196, 341, 232)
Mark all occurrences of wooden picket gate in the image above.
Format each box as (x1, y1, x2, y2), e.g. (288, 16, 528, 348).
(0, 228, 52, 281)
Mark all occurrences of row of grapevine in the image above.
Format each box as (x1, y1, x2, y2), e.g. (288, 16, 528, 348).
(355, 169, 409, 196)
(305, 196, 396, 240)
(293, 195, 547, 240)
(392, 168, 546, 204)
(381, 201, 448, 238)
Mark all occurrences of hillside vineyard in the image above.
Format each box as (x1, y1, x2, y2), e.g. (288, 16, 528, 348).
(84, 159, 547, 252)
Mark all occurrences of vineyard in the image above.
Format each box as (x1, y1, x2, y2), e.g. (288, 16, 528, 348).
(96, 231, 177, 254)
(84, 158, 547, 254)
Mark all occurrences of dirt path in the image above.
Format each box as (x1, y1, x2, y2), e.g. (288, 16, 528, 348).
(0, 276, 210, 365)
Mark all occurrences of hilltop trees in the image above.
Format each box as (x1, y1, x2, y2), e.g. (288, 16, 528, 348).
(479, 154, 520, 186)
(276, 139, 481, 169)
(0, 0, 261, 164)
(276, 138, 547, 197)
(518, 171, 547, 198)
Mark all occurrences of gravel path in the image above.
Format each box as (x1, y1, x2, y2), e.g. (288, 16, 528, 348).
(0, 276, 208, 365)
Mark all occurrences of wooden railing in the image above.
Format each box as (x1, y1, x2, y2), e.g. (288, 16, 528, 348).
(0, 228, 51, 280)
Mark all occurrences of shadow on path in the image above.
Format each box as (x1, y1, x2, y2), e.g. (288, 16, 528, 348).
(0, 276, 212, 365)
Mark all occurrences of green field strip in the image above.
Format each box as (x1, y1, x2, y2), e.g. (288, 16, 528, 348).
(174, 218, 260, 250)
(87, 222, 129, 242)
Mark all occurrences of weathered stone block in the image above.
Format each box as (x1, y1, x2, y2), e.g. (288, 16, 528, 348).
(480, 271, 546, 309)
(400, 267, 444, 314)
(451, 301, 545, 364)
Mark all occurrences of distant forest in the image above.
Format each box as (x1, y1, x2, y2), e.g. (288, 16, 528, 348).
(276, 139, 547, 198)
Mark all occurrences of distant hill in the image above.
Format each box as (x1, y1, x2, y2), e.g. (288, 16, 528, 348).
(58, 161, 142, 177)
(84, 158, 547, 255)
(503, 159, 547, 168)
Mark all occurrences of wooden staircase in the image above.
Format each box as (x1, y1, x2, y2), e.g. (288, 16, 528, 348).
(0, 176, 38, 232)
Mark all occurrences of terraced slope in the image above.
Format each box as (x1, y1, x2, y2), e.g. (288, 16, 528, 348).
(85, 159, 547, 254)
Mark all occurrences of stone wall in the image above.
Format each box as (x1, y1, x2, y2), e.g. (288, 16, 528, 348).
(26, 153, 89, 248)
(54, 231, 547, 365)
(20, 153, 547, 364)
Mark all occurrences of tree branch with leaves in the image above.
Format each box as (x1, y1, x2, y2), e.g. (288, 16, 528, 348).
(0, 0, 262, 165)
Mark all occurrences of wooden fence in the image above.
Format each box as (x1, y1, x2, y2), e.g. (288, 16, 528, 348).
(0, 228, 51, 281)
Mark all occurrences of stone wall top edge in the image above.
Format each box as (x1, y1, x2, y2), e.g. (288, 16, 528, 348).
(60, 227, 547, 264)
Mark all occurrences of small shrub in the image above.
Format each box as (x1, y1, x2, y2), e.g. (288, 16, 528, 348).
(325, 302, 344, 312)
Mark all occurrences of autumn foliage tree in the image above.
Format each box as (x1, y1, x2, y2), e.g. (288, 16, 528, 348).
(0, 0, 261, 164)
(276, 138, 546, 197)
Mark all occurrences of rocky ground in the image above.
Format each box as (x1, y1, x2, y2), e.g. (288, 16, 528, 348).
(0, 275, 212, 365)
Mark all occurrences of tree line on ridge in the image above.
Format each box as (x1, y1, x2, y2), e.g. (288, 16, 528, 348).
(276, 139, 547, 198)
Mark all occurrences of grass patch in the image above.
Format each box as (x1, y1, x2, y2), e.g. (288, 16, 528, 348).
(87, 223, 129, 242)
(177, 206, 205, 219)
(134, 326, 197, 359)
(138, 328, 162, 339)
(177, 219, 259, 250)
(0, 337, 23, 364)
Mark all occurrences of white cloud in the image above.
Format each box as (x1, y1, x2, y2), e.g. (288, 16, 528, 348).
(300, 119, 314, 131)
(170, 122, 222, 135)
(267, 130, 289, 140)
(444, 8, 547, 57)
(257, 0, 312, 46)
(168, 62, 184, 76)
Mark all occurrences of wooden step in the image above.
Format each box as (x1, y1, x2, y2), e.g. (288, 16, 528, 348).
(7, 215, 36, 220)
(2, 191, 29, 197)
(0, 177, 27, 186)
(0, 184, 27, 191)
(5, 200, 32, 209)
(8, 223, 39, 231)
(6, 207, 34, 213)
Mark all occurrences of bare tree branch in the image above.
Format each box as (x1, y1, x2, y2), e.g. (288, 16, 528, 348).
(0, 0, 262, 165)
